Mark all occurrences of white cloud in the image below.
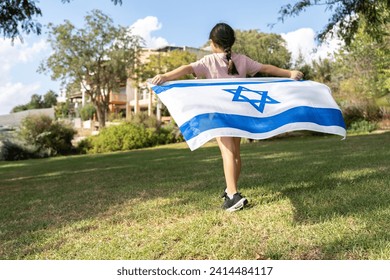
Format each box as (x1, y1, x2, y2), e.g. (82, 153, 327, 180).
(314, 33, 344, 61)
(129, 16, 169, 49)
(281, 28, 316, 63)
(281, 28, 343, 64)
(0, 38, 48, 115)
(18, 40, 49, 62)
(0, 82, 41, 115)
(0, 39, 48, 74)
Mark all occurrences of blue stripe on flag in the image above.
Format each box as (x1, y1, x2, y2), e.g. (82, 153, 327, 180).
(180, 106, 345, 141)
(152, 79, 300, 94)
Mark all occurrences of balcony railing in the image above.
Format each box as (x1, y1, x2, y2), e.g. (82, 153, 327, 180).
(110, 93, 127, 104)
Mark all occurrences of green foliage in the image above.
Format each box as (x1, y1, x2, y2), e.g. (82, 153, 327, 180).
(42, 90, 58, 108)
(131, 112, 184, 144)
(342, 105, 365, 127)
(141, 50, 197, 81)
(75, 137, 94, 154)
(83, 113, 184, 154)
(348, 120, 378, 134)
(11, 90, 58, 113)
(88, 122, 155, 153)
(20, 115, 52, 141)
(341, 100, 382, 128)
(276, 0, 390, 46)
(130, 111, 158, 128)
(0, 0, 42, 42)
(1, 134, 390, 259)
(19, 114, 76, 156)
(29, 94, 43, 109)
(79, 103, 96, 121)
(312, 58, 333, 84)
(55, 101, 71, 119)
(334, 20, 390, 101)
(0, 0, 122, 41)
(10, 104, 29, 113)
(39, 9, 142, 128)
(0, 139, 38, 161)
(233, 30, 291, 70)
(294, 58, 336, 89)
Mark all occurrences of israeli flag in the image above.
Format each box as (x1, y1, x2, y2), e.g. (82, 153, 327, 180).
(150, 78, 346, 151)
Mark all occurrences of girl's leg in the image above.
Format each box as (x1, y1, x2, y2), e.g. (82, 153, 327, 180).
(233, 137, 241, 185)
(216, 136, 241, 196)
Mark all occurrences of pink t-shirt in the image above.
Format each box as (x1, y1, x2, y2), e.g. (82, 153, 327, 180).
(190, 53, 263, 79)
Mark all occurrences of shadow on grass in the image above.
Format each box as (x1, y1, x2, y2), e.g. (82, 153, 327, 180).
(267, 133, 389, 221)
(0, 133, 389, 259)
(0, 143, 223, 259)
(241, 132, 390, 259)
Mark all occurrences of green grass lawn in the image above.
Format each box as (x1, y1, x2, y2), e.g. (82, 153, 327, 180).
(0, 132, 389, 260)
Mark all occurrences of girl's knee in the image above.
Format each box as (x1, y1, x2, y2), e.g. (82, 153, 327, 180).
(217, 137, 235, 150)
(217, 137, 241, 158)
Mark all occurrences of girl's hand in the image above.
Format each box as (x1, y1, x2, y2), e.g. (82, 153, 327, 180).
(151, 74, 167, 85)
(151, 65, 193, 85)
(290, 70, 304, 80)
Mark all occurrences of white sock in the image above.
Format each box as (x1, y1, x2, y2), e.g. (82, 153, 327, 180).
(225, 189, 236, 199)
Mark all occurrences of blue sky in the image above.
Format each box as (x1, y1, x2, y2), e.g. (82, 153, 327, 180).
(0, 0, 340, 115)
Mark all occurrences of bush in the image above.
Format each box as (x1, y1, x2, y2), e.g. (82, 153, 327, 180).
(347, 120, 378, 134)
(79, 103, 96, 121)
(342, 105, 365, 128)
(0, 139, 38, 161)
(89, 122, 156, 153)
(158, 121, 184, 144)
(341, 100, 382, 129)
(76, 137, 94, 154)
(19, 114, 77, 156)
(83, 117, 184, 154)
(131, 112, 158, 129)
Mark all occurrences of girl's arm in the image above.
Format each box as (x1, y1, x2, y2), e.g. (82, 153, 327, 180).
(151, 65, 194, 85)
(259, 64, 303, 80)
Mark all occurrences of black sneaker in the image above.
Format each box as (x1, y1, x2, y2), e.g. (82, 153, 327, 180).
(222, 192, 248, 212)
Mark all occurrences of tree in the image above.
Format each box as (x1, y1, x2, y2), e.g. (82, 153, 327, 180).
(10, 90, 57, 113)
(141, 49, 197, 81)
(39, 10, 142, 128)
(0, 0, 122, 42)
(42, 90, 58, 108)
(11, 104, 29, 113)
(276, 0, 390, 45)
(312, 58, 333, 84)
(29, 94, 43, 109)
(333, 20, 390, 101)
(19, 114, 76, 156)
(141, 49, 197, 116)
(0, 0, 41, 42)
(233, 30, 291, 71)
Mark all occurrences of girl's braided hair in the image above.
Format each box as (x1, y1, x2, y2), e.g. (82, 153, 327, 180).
(209, 23, 239, 75)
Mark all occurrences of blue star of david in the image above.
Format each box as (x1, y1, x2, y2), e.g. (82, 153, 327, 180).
(223, 86, 280, 113)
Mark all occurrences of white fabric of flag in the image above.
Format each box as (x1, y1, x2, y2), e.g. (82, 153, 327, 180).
(150, 78, 346, 151)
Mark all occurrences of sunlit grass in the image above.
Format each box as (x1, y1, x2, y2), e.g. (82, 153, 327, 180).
(0, 133, 389, 259)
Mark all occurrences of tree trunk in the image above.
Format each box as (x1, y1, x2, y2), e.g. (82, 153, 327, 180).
(96, 103, 106, 128)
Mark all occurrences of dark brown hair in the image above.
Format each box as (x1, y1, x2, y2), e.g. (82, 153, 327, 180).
(209, 23, 239, 75)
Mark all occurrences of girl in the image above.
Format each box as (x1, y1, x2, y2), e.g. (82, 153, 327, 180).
(152, 23, 303, 212)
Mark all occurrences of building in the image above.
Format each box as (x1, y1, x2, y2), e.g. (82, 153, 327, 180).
(68, 45, 210, 121)
(115, 45, 210, 119)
